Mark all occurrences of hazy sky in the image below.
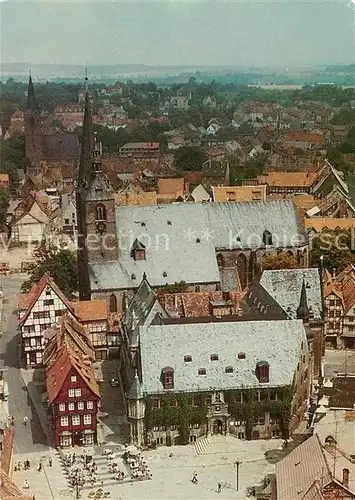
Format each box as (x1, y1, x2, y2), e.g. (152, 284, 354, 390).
(1, 0, 354, 68)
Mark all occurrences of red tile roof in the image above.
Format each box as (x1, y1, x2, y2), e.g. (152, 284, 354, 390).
(45, 314, 100, 403)
(159, 291, 244, 317)
(18, 273, 74, 326)
(72, 300, 107, 322)
(341, 278, 355, 313)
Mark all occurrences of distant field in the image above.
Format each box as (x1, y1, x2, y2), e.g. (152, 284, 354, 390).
(249, 84, 355, 90)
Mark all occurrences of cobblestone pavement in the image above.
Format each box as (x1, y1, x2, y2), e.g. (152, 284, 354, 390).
(12, 435, 285, 499)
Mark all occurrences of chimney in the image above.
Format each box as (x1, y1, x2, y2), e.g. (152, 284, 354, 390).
(343, 468, 350, 489)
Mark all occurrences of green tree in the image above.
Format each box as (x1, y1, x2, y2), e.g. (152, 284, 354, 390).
(0, 187, 9, 224)
(261, 252, 299, 270)
(160, 281, 189, 293)
(243, 152, 269, 179)
(310, 229, 355, 272)
(21, 243, 78, 298)
(173, 146, 208, 172)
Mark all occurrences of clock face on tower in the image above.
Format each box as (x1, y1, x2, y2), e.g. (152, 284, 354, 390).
(96, 221, 106, 234)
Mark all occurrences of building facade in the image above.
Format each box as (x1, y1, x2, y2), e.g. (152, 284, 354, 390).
(18, 273, 74, 367)
(122, 319, 310, 447)
(44, 314, 101, 448)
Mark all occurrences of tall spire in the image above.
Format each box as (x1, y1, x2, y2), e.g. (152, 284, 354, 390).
(78, 89, 93, 189)
(26, 73, 39, 115)
(297, 279, 310, 321)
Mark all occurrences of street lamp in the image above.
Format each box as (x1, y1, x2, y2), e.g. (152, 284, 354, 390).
(234, 460, 241, 491)
(72, 469, 85, 499)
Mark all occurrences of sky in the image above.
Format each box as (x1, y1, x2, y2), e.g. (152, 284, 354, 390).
(0, 0, 354, 68)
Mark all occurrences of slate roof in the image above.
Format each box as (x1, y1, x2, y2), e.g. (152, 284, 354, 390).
(202, 160, 228, 178)
(89, 200, 306, 291)
(275, 434, 332, 500)
(259, 268, 323, 321)
(139, 319, 306, 394)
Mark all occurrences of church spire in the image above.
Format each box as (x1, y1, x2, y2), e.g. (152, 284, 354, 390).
(297, 279, 310, 321)
(78, 90, 93, 189)
(26, 73, 39, 115)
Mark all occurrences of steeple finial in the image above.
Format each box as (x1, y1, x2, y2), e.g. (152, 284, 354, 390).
(77, 90, 93, 189)
(297, 278, 310, 321)
(26, 73, 39, 115)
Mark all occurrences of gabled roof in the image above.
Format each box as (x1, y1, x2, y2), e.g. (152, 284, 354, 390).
(275, 434, 332, 500)
(323, 282, 343, 305)
(18, 272, 74, 326)
(257, 171, 317, 188)
(305, 218, 355, 233)
(45, 314, 99, 403)
(341, 278, 355, 313)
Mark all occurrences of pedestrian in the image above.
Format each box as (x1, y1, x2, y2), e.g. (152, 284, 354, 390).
(38, 461, 42, 472)
(191, 471, 198, 484)
(48, 457, 52, 467)
(24, 478, 29, 489)
(23, 416, 28, 426)
(218, 482, 222, 493)
(11, 416, 15, 425)
(17, 461, 21, 470)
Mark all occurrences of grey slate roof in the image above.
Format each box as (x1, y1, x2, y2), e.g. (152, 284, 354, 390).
(139, 319, 307, 394)
(89, 200, 306, 291)
(259, 268, 323, 321)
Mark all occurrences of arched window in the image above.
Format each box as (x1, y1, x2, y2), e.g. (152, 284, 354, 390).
(109, 294, 117, 313)
(96, 204, 106, 221)
(237, 253, 248, 290)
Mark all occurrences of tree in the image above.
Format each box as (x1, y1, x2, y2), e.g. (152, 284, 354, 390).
(243, 152, 269, 179)
(173, 146, 208, 172)
(160, 281, 189, 293)
(0, 187, 9, 224)
(21, 243, 78, 298)
(310, 229, 355, 272)
(261, 252, 299, 270)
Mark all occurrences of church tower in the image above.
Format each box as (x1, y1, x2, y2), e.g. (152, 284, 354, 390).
(24, 74, 43, 164)
(76, 90, 118, 300)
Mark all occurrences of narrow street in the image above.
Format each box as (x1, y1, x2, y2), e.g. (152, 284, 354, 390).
(0, 274, 48, 455)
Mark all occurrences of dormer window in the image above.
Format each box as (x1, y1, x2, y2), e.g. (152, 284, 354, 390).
(131, 239, 146, 261)
(263, 230, 273, 246)
(210, 354, 219, 361)
(184, 355, 192, 362)
(238, 352, 246, 360)
(225, 366, 234, 373)
(161, 367, 174, 389)
(256, 361, 270, 383)
(198, 368, 206, 375)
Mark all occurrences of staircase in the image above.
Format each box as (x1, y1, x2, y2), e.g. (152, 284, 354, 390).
(194, 436, 210, 455)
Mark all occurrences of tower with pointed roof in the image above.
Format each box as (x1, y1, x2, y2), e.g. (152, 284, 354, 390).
(76, 90, 118, 300)
(24, 74, 43, 164)
(297, 279, 310, 322)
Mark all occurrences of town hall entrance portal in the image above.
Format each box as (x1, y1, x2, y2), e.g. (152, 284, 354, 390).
(213, 419, 224, 434)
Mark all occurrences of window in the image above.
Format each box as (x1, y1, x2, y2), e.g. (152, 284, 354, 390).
(205, 396, 212, 406)
(184, 355, 192, 362)
(87, 401, 94, 410)
(71, 376, 77, 382)
(270, 392, 278, 401)
(23, 325, 35, 333)
(161, 367, 174, 389)
(188, 397, 199, 407)
(59, 403, 65, 412)
(152, 398, 161, 408)
(225, 366, 234, 373)
(256, 361, 270, 383)
(43, 299, 54, 306)
(210, 354, 219, 361)
(68, 389, 75, 398)
(198, 368, 206, 375)
(64, 218, 70, 225)
(109, 294, 117, 313)
(95, 204, 106, 221)
(33, 311, 50, 320)
(55, 310, 64, 317)
(75, 389, 81, 397)
(83, 414, 91, 425)
(132, 239, 146, 261)
(78, 402, 84, 410)
(72, 415, 80, 426)
(45, 289, 51, 296)
(60, 416, 69, 427)
(238, 352, 246, 360)
(68, 402, 75, 411)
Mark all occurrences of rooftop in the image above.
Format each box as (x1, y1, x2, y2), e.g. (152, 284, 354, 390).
(259, 268, 323, 321)
(89, 200, 306, 291)
(140, 319, 306, 394)
(257, 171, 318, 188)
